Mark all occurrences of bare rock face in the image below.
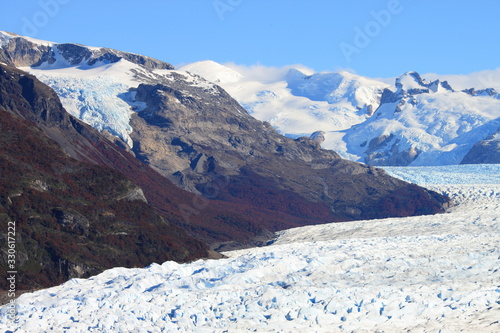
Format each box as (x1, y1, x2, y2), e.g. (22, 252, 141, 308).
(130, 81, 340, 177)
(117, 186, 148, 203)
(0, 32, 451, 242)
(310, 131, 326, 144)
(0, 36, 53, 67)
(128, 74, 449, 221)
(52, 208, 91, 233)
(0, 31, 173, 70)
(365, 134, 420, 166)
(461, 137, 500, 164)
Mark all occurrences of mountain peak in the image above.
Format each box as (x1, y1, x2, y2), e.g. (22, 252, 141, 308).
(395, 71, 454, 94)
(179, 60, 243, 83)
(395, 71, 426, 91)
(0, 32, 173, 70)
(285, 67, 308, 81)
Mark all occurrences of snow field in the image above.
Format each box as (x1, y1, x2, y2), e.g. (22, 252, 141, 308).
(21, 60, 221, 149)
(180, 61, 500, 166)
(1, 165, 499, 332)
(21, 62, 139, 147)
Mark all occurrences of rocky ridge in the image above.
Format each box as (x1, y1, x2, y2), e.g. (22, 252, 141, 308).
(0, 32, 450, 238)
(182, 61, 500, 166)
(0, 31, 172, 70)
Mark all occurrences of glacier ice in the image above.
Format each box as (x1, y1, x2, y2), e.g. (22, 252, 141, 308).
(1, 164, 499, 332)
(180, 61, 500, 166)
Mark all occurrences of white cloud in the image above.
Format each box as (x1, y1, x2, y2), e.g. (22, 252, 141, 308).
(423, 68, 500, 91)
(222, 62, 316, 83)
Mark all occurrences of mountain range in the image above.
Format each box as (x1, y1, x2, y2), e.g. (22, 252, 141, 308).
(180, 61, 500, 166)
(0, 31, 449, 289)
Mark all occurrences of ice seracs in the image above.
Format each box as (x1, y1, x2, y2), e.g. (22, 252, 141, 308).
(23, 60, 141, 148)
(1, 164, 499, 332)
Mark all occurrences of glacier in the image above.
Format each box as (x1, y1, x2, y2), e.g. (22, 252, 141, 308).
(6, 33, 218, 149)
(1, 164, 499, 332)
(21, 59, 145, 148)
(20, 61, 221, 150)
(5, 30, 498, 167)
(180, 62, 500, 166)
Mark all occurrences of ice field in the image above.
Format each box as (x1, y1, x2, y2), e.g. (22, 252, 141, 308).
(1, 164, 499, 332)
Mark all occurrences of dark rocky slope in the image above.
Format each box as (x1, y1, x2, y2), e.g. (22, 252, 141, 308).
(461, 132, 500, 164)
(0, 108, 208, 290)
(0, 63, 350, 246)
(129, 78, 450, 223)
(0, 34, 451, 242)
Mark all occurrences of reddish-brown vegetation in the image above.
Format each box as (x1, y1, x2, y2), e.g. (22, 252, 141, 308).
(0, 109, 208, 289)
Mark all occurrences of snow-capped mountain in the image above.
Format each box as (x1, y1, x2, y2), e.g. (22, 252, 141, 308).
(180, 62, 500, 166)
(2, 164, 499, 332)
(180, 60, 243, 84)
(344, 71, 500, 166)
(0, 31, 449, 230)
(179, 61, 388, 138)
(0, 31, 175, 148)
(4, 30, 497, 168)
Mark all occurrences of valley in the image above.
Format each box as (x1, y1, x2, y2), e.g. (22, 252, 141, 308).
(2, 165, 498, 332)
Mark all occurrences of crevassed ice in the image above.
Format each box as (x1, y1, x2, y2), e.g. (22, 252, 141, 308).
(1, 165, 499, 332)
(38, 74, 134, 147)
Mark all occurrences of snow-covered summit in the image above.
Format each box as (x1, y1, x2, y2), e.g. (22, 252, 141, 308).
(178, 61, 389, 138)
(181, 60, 500, 166)
(0, 33, 223, 147)
(394, 71, 454, 95)
(179, 60, 243, 84)
(287, 70, 389, 114)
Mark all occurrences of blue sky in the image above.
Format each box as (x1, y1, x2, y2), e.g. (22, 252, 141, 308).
(1, 0, 499, 78)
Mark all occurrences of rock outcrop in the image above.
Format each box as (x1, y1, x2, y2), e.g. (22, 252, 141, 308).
(0, 63, 211, 290)
(461, 132, 500, 164)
